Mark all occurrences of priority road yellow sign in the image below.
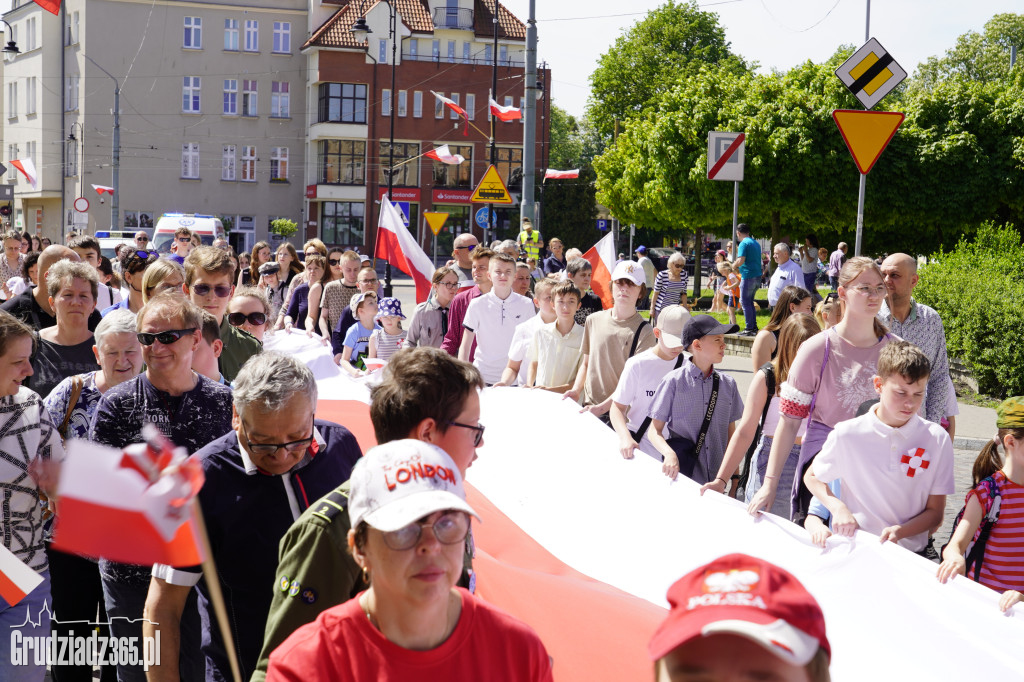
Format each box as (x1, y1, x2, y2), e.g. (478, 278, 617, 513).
(835, 38, 907, 110)
(470, 165, 513, 204)
(423, 212, 449, 236)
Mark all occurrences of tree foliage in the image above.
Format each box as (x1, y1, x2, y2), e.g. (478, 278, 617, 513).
(911, 14, 1024, 93)
(538, 105, 600, 251)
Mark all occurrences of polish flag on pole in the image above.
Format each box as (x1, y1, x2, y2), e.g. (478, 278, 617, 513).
(544, 168, 580, 180)
(425, 145, 466, 165)
(10, 159, 37, 190)
(0, 544, 44, 606)
(33, 0, 61, 15)
(92, 184, 115, 195)
(489, 97, 522, 122)
(51, 427, 205, 566)
(374, 195, 436, 303)
(582, 231, 617, 309)
(431, 91, 469, 136)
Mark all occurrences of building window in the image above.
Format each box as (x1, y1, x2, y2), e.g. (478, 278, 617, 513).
(318, 140, 365, 185)
(65, 75, 79, 111)
(222, 145, 236, 180)
(435, 92, 444, 119)
(381, 89, 391, 117)
(321, 202, 364, 246)
(495, 147, 523, 188)
(499, 44, 508, 64)
(484, 44, 492, 63)
(25, 17, 36, 52)
(223, 79, 238, 115)
(182, 77, 201, 113)
(26, 77, 36, 115)
(270, 147, 288, 181)
(241, 145, 256, 181)
(378, 39, 387, 64)
(413, 91, 423, 118)
(462, 42, 470, 63)
(65, 11, 79, 45)
(271, 82, 289, 118)
(317, 83, 367, 124)
(378, 142, 419, 186)
(431, 144, 471, 188)
(66, 137, 77, 177)
(242, 80, 257, 116)
(449, 93, 460, 120)
(504, 95, 513, 108)
(244, 20, 258, 52)
(7, 145, 17, 183)
(397, 90, 407, 117)
(184, 17, 202, 49)
(409, 40, 418, 58)
(224, 19, 238, 51)
(432, 39, 439, 59)
(182, 143, 200, 179)
(7, 82, 16, 119)
(466, 93, 475, 121)
(272, 21, 290, 53)
(447, 40, 455, 63)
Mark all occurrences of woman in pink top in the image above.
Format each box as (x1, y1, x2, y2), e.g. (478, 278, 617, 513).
(747, 257, 894, 521)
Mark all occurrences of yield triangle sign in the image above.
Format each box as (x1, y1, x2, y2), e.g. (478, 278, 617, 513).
(832, 109, 904, 175)
(423, 211, 449, 236)
(470, 164, 513, 204)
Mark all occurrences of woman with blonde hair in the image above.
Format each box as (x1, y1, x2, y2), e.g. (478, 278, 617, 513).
(141, 259, 186, 303)
(748, 257, 893, 521)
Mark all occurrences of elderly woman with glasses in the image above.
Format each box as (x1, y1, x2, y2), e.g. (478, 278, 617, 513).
(651, 251, 689, 325)
(406, 266, 459, 349)
(266, 439, 553, 682)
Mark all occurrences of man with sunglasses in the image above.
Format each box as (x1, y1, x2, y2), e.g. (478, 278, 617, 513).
(134, 231, 150, 250)
(449, 232, 479, 284)
(89, 295, 234, 682)
(143, 352, 361, 682)
(252, 347, 484, 682)
(168, 226, 194, 264)
(183, 246, 261, 382)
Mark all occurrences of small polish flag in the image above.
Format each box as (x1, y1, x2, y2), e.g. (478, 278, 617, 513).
(425, 145, 466, 165)
(489, 97, 522, 122)
(0, 544, 44, 606)
(544, 168, 580, 180)
(10, 159, 37, 190)
(582, 231, 617, 309)
(375, 195, 437, 303)
(92, 184, 115, 195)
(431, 91, 467, 118)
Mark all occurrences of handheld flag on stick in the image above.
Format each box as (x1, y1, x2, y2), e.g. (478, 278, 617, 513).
(374, 195, 436, 303)
(582, 231, 617, 309)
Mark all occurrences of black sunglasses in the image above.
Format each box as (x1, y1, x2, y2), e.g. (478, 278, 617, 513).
(192, 283, 232, 298)
(328, 258, 342, 266)
(447, 420, 485, 447)
(136, 237, 149, 242)
(228, 311, 267, 327)
(825, 292, 839, 303)
(137, 328, 196, 346)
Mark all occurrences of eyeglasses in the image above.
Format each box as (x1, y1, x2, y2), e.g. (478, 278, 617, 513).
(191, 283, 233, 298)
(439, 281, 459, 289)
(381, 511, 470, 551)
(242, 417, 316, 456)
(137, 328, 196, 346)
(228, 311, 267, 327)
(454, 244, 477, 252)
(447, 420, 485, 447)
(328, 258, 342, 266)
(849, 285, 887, 298)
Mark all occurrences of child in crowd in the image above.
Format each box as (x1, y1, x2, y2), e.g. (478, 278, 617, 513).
(814, 292, 842, 329)
(804, 341, 954, 556)
(527, 281, 584, 393)
(494, 277, 557, 387)
(192, 311, 226, 384)
(527, 257, 544, 282)
(648, 315, 743, 483)
(337, 292, 378, 377)
(717, 261, 740, 327)
(565, 261, 656, 420)
(566, 258, 604, 326)
(610, 305, 690, 460)
(368, 297, 407, 362)
(938, 396, 1024, 611)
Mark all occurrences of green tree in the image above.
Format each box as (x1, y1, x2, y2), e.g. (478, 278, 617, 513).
(911, 14, 1024, 93)
(539, 168, 600, 252)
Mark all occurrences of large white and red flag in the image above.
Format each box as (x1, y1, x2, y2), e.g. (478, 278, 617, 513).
(0, 544, 44, 606)
(52, 426, 205, 566)
(33, 0, 60, 15)
(489, 97, 521, 122)
(92, 184, 115, 195)
(374, 195, 436, 303)
(582, 231, 616, 309)
(424, 145, 465, 165)
(544, 168, 580, 180)
(10, 159, 37, 190)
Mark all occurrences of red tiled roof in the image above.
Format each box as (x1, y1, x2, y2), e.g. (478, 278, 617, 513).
(474, 0, 526, 40)
(305, 0, 435, 50)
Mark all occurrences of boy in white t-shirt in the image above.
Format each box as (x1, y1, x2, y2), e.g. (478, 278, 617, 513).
(494, 277, 555, 387)
(609, 305, 690, 460)
(527, 280, 584, 393)
(805, 341, 955, 555)
(460, 253, 536, 384)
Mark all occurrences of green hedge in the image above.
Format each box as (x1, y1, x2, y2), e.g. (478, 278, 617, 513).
(915, 222, 1024, 398)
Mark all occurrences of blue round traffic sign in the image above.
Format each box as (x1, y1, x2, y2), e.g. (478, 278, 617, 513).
(475, 207, 497, 228)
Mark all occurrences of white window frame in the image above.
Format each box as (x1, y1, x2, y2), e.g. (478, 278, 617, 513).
(409, 40, 418, 58)
(449, 93, 460, 120)
(223, 79, 238, 115)
(382, 88, 391, 117)
(432, 39, 439, 59)
(7, 82, 16, 119)
(182, 143, 200, 179)
(271, 82, 289, 118)
(466, 93, 475, 121)
(241, 145, 256, 182)
(270, 147, 288, 181)
(462, 42, 470, 64)
(184, 16, 202, 49)
(242, 80, 257, 116)
(26, 77, 36, 115)
(222, 144, 236, 181)
(25, 17, 36, 52)
(397, 90, 407, 117)
(435, 92, 444, 119)
(7, 144, 17, 183)
(499, 44, 508, 64)
(413, 90, 422, 118)
(64, 75, 79, 111)
(224, 19, 239, 51)
(272, 21, 290, 53)
(244, 20, 258, 52)
(183, 76, 201, 113)
(447, 40, 455, 63)
(65, 11, 79, 45)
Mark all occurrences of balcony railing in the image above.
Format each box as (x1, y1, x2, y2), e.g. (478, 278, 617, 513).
(432, 7, 474, 30)
(401, 51, 524, 69)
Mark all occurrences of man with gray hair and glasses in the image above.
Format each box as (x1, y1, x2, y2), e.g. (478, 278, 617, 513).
(143, 351, 362, 682)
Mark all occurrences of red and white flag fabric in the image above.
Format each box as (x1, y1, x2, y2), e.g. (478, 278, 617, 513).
(11, 159, 37, 190)
(424, 145, 465, 165)
(431, 91, 469, 136)
(33, 0, 61, 15)
(544, 168, 580, 180)
(92, 184, 115, 195)
(582, 231, 617, 309)
(51, 427, 205, 566)
(0, 544, 44, 606)
(489, 97, 522, 122)
(374, 195, 436, 303)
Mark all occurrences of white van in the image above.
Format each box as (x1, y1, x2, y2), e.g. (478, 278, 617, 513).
(152, 214, 225, 254)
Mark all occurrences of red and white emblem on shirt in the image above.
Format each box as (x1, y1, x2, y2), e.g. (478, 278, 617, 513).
(900, 447, 930, 478)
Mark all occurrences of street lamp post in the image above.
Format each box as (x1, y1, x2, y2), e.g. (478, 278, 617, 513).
(67, 122, 84, 198)
(352, 5, 398, 297)
(83, 55, 120, 231)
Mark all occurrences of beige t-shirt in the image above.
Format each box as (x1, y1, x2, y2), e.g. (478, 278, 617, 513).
(580, 310, 656, 406)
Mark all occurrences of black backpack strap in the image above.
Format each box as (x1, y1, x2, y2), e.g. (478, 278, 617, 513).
(965, 476, 1002, 581)
(628, 320, 650, 358)
(630, 353, 686, 443)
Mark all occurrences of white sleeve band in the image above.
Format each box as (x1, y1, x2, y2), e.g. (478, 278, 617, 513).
(152, 563, 202, 587)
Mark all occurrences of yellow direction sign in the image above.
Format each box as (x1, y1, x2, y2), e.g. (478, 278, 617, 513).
(423, 212, 449, 236)
(832, 110, 904, 175)
(835, 38, 907, 110)
(470, 165, 513, 204)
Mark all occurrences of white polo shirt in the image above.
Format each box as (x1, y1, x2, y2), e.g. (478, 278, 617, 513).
(610, 348, 682, 459)
(812, 405, 955, 552)
(506, 313, 548, 386)
(463, 290, 536, 384)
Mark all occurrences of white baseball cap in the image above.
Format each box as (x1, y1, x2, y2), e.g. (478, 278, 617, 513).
(348, 440, 480, 532)
(611, 260, 645, 286)
(656, 305, 692, 349)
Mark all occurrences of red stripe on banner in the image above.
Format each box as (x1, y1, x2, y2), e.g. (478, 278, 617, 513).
(315, 400, 378, 453)
(0, 571, 28, 606)
(466, 484, 665, 680)
(583, 233, 616, 309)
(374, 227, 433, 303)
(708, 133, 745, 180)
